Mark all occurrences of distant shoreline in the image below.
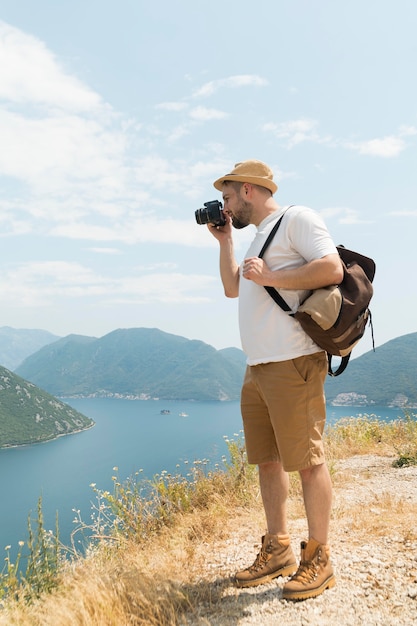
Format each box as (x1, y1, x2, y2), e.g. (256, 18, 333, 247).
(0, 421, 95, 451)
(58, 393, 417, 409)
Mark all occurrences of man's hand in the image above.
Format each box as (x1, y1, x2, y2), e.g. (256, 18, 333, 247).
(242, 257, 271, 285)
(242, 253, 343, 290)
(206, 213, 233, 241)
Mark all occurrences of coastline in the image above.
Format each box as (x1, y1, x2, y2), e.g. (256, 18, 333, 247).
(0, 421, 95, 450)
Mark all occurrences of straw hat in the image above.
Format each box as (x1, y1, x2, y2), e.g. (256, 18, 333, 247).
(213, 160, 278, 194)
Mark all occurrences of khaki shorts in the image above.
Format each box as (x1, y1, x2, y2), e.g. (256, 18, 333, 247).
(240, 352, 328, 472)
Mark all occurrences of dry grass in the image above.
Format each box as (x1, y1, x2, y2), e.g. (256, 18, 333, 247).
(332, 485, 417, 540)
(324, 412, 417, 461)
(1, 415, 416, 625)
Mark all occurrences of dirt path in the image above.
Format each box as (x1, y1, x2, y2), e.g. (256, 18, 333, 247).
(185, 455, 417, 625)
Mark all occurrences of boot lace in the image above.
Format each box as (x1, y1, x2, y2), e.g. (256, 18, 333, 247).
(291, 551, 321, 584)
(248, 541, 272, 573)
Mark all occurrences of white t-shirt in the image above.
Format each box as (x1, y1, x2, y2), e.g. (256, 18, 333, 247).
(239, 205, 338, 365)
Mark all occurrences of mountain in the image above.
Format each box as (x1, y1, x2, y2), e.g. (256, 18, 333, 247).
(0, 326, 60, 370)
(0, 366, 94, 448)
(325, 332, 417, 407)
(16, 328, 245, 401)
(14, 327, 417, 407)
(219, 347, 247, 369)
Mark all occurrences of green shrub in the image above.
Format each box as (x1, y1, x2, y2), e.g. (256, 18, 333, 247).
(0, 497, 61, 603)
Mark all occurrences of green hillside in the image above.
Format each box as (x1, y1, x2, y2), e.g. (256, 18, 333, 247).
(14, 328, 417, 407)
(325, 332, 417, 406)
(0, 366, 94, 448)
(16, 328, 245, 401)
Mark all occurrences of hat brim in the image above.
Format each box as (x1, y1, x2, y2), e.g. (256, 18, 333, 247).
(213, 174, 277, 194)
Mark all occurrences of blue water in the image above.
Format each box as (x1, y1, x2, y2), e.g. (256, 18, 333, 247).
(0, 399, 410, 561)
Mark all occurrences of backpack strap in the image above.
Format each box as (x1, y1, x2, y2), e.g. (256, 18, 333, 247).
(263, 284, 294, 313)
(258, 207, 294, 314)
(259, 208, 344, 375)
(327, 354, 350, 377)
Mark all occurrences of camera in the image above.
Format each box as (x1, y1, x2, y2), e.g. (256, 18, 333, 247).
(195, 200, 226, 227)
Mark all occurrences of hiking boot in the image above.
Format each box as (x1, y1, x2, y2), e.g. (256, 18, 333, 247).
(282, 538, 336, 601)
(235, 533, 297, 588)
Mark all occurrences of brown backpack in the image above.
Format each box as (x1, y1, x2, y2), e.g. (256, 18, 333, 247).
(259, 210, 376, 376)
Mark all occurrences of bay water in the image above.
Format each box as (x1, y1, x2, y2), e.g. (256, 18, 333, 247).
(0, 399, 408, 562)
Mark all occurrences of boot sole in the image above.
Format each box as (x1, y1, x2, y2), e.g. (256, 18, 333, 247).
(282, 574, 336, 600)
(235, 563, 298, 588)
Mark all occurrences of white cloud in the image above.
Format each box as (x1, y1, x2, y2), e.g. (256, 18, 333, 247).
(0, 109, 128, 195)
(0, 260, 216, 306)
(388, 209, 417, 217)
(49, 217, 219, 247)
(87, 247, 122, 255)
(189, 106, 228, 121)
(345, 125, 416, 158)
(263, 117, 416, 158)
(398, 125, 417, 137)
(113, 273, 215, 304)
(0, 21, 102, 112)
(262, 118, 331, 148)
(132, 155, 230, 198)
(0, 261, 106, 306)
(346, 136, 405, 158)
(155, 101, 189, 112)
(133, 156, 187, 191)
(0, 18, 176, 251)
(0, 201, 33, 235)
(0, 23, 257, 247)
(0, 21, 136, 227)
(193, 74, 268, 98)
(166, 125, 190, 142)
(319, 207, 373, 225)
(338, 209, 370, 225)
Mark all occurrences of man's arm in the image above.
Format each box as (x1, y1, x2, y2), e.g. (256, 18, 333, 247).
(207, 219, 240, 298)
(241, 253, 344, 290)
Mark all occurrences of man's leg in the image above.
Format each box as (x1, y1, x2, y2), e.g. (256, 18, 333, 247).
(282, 462, 335, 600)
(299, 462, 332, 544)
(258, 460, 289, 535)
(234, 461, 296, 587)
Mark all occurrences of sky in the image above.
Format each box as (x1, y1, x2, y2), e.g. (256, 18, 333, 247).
(0, 0, 416, 358)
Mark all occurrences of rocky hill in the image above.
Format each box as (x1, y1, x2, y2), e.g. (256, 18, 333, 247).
(0, 366, 94, 448)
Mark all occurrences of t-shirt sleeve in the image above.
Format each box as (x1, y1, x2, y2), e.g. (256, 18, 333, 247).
(286, 207, 338, 263)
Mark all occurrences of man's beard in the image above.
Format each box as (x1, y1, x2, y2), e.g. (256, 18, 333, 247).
(231, 199, 252, 229)
(231, 216, 248, 229)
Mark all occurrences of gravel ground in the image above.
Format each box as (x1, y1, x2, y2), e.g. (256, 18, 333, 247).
(184, 455, 417, 625)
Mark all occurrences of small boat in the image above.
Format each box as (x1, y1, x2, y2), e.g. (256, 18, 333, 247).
(179, 412, 188, 417)
(160, 409, 170, 415)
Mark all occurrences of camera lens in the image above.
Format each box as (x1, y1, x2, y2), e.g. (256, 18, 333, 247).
(195, 208, 208, 224)
(195, 201, 225, 227)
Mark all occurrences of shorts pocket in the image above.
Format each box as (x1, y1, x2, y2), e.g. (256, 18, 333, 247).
(291, 353, 326, 383)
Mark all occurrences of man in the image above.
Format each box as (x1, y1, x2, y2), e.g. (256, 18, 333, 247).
(207, 160, 343, 600)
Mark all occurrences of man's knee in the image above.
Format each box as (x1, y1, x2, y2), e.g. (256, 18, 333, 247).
(258, 460, 284, 476)
(298, 462, 325, 482)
